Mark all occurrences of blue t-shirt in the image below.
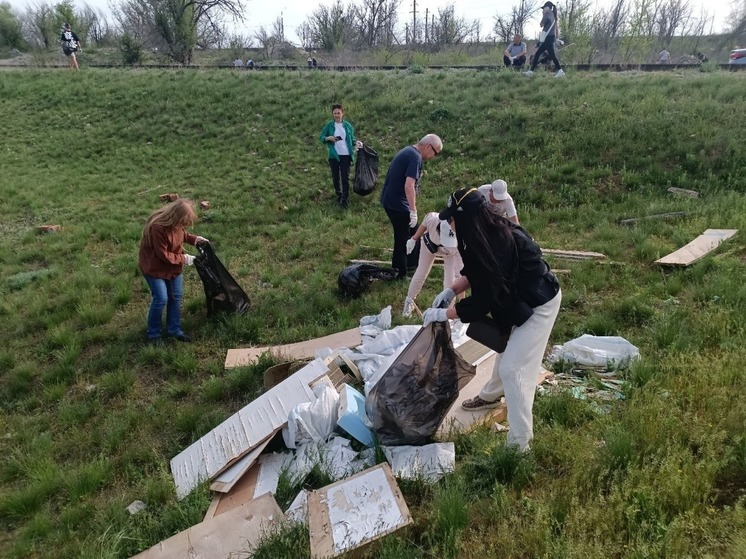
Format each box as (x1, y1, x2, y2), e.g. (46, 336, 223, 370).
(380, 146, 422, 212)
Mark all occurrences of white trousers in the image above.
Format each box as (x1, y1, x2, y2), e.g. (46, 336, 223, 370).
(406, 247, 463, 301)
(479, 290, 562, 451)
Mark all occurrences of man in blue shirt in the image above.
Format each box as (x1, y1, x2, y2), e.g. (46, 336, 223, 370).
(380, 134, 443, 278)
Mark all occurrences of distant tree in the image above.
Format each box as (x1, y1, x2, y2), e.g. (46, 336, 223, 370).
(254, 24, 276, 58)
(297, 21, 316, 50)
(301, 0, 355, 51)
(23, 3, 56, 49)
(351, 0, 400, 48)
(655, 0, 693, 47)
(430, 4, 475, 46)
(494, 0, 535, 42)
(0, 2, 27, 50)
(79, 5, 116, 46)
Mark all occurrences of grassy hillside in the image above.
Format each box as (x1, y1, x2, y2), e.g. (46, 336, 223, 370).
(0, 67, 745, 558)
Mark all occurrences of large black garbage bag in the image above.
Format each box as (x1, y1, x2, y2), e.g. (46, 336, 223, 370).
(353, 144, 379, 196)
(366, 321, 476, 446)
(194, 243, 251, 315)
(338, 263, 398, 298)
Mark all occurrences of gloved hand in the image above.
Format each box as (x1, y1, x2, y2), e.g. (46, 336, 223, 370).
(557, 39, 565, 46)
(432, 287, 456, 309)
(356, 140, 363, 150)
(195, 236, 209, 245)
(510, 56, 515, 62)
(409, 210, 418, 228)
(406, 238, 417, 254)
(184, 254, 195, 266)
(422, 307, 448, 327)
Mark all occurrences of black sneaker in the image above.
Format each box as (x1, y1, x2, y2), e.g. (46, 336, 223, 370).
(169, 333, 192, 343)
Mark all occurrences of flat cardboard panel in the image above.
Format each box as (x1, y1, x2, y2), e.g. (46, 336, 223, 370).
(171, 359, 328, 500)
(209, 433, 275, 493)
(225, 328, 362, 369)
(131, 493, 282, 559)
(308, 464, 412, 559)
(655, 229, 738, 266)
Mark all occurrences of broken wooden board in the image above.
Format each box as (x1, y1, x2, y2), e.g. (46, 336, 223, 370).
(225, 328, 362, 369)
(170, 358, 329, 500)
(209, 430, 277, 494)
(131, 493, 282, 559)
(308, 464, 412, 559)
(619, 211, 689, 225)
(437, 353, 552, 438)
(541, 248, 607, 260)
(667, 187, 699, 198)
(655, 229, 738, 267)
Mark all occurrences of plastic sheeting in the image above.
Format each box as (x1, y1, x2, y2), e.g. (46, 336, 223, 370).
(548, 334, 640, 369)
(382, 443, 455, 482)
(283, 382, 340, 449)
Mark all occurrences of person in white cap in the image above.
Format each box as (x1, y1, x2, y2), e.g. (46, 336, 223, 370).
(402, 212, 463, 317)
(477, 179, 519, 224)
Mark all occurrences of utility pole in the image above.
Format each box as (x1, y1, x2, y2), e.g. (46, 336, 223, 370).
(410, 0, 417, 44)
(425, 8, 429, 44)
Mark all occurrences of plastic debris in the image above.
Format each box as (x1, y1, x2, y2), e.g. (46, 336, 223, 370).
(548, 334, 640, 370)
(126, 500, 147, 515)
(383, 443, 455, 482)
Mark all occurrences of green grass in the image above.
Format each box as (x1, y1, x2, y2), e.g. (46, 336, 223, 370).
(0, 67, 745, 558)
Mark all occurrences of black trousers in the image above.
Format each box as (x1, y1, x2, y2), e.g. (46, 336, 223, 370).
(530, 36, 561, 71)
(385, 208, 419, 278)
(328, 155, 352, 204)
(503, 55, 526, 68)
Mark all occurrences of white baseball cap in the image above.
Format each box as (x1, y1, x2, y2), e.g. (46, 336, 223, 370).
(439, 220, 458, 247)
(491, 179, 509, 201)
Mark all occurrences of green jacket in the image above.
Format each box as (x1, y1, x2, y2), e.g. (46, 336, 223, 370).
(319, 120, 356, 162)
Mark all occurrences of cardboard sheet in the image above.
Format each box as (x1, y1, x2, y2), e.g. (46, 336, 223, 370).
(131, 493, 282, 559)
(308, 464, 412, 559)
(225, 328, 362, 369)
(170, 358, 328, 500)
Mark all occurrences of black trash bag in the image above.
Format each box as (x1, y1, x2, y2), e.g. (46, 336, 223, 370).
(353, 144, 379, 196)
(194, 243, 251, 315)
(338, 263, 398, 298)
(365, 321, 476, 446)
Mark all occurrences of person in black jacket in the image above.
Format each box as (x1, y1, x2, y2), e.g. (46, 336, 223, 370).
(60, 23, 81, 70)
(422, 187, 561, 451)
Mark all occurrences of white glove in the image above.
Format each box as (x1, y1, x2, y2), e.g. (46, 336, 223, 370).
(557, 39, 564, 46)
(422, 307, 448, 327)
(356, 140, 363, 150)
(406, 238, 417, 254)
(409, 211, 418, 228)
(195, 236, 209, 245)
(184, 254, 195, 266)
(432, 287, 456, 309)
(510, 56, 515, 62)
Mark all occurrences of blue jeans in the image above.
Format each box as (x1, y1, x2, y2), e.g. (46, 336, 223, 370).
(144, 274, 184, 339)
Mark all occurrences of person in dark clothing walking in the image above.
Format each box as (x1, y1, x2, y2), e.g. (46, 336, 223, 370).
(60, 23, 81, 70)
(320, 104, 359, 208)
(380, 134, 443, 278)
(525, 2, 564, 78)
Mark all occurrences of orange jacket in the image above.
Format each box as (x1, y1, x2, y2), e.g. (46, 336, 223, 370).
(139, 224, 196, 279)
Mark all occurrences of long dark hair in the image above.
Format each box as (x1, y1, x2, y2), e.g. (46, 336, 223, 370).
(453, 204, 517, 303)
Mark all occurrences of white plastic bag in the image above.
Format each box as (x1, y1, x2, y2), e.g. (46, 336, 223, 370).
(548, 335, 640, 369)
(282, 383, 340, 449)
(383, 443, 455, 483)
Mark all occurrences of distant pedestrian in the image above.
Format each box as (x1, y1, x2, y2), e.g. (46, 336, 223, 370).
(233, 58, 244, 68)
(246, 59, 255, 69)
(312, 57, 318, 68)
(60, 23, 81, 70)
(320, 103, 360, 209)
(380, 134, 443, 279)
(503, 34, 528, 68)
(307, 57, 313, 68)
(658, 49, 670, 63)
(525, 2, 564, 78)
(139, 199, 209, 345)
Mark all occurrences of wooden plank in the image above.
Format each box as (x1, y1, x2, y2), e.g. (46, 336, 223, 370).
(225, 327, 362, 369)
(667, 187, 699, 198)
(308, 464, 412, 559)
(541, 248, 607, 260)
(130, 493, 282, 559)
(170, 358, 328, 500)
(619, 211, 689, 225)
(655, 229, 738, 267)
(350, 258, 444, 267)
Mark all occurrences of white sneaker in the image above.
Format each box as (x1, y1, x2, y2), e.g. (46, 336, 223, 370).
(524, 70, 534, 77)
(402, 296, 415, 318)
(555, 69, 565, 78)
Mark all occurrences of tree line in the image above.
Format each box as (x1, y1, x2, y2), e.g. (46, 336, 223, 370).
(1, 0, 744, 65)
